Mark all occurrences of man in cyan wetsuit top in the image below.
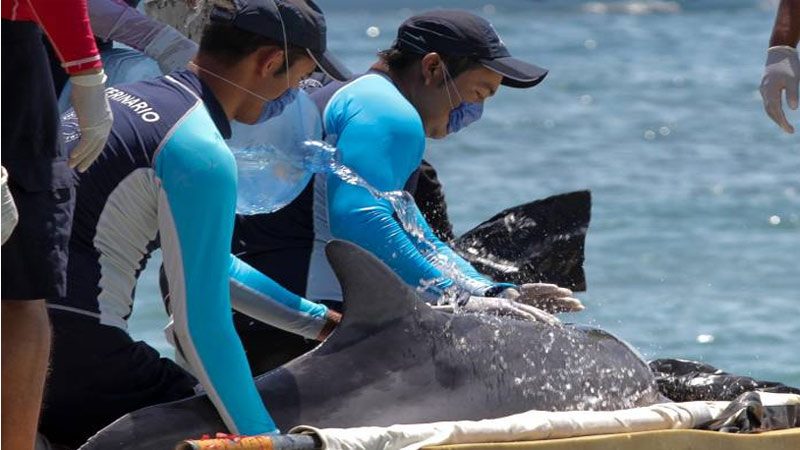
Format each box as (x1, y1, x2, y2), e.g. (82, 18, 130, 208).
(39, 0, 348, 446)
(231, 10, 582, 373)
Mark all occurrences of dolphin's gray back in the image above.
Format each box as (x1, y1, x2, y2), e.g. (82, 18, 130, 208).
(80, 241, 661, 449)
(271, 316, 660, 428)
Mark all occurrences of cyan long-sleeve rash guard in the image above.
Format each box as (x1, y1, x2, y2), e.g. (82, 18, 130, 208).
(321, 73, 497, 300)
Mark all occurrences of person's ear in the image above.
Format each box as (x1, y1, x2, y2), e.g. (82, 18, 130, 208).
(420, 52, 444, 86)
(255, 46, 284, 78)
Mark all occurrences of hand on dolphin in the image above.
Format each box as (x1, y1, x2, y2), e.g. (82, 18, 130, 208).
(316, 309, 342, 341)
(432, 296, 561, 325)
(501, 283, 584, 313)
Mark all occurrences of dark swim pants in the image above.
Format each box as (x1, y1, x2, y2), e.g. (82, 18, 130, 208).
(1, 20, 75, 300)
(39, 309, 199, 447)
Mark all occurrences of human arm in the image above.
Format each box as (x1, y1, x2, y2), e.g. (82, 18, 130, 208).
(403, 162, 584, 314)
(410, 206, 499, 295)
(769, 0, 800, 48)
(413, 202, 584, 312)
(87, 0, 197, 73)
(26, 0, 112, 171)
(431, 296, 560, 324)
(761, 0, 800, 133)
(156, 111, 276, 435)
(27, 0, 101, 74)
(228, 256, 338, 341)
(324, 76, 500, 300)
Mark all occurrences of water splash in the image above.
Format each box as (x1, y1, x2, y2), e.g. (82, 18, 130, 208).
(582, 1, 682, 15)
(307, 139, 488, 304)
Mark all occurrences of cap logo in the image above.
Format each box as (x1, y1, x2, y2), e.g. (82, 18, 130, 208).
(488, 23, 505, 47)
(405, 33, 426, 44)
(398, 32, 428, 53)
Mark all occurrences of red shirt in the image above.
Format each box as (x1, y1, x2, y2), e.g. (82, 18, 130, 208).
(2, 0, 102, 74)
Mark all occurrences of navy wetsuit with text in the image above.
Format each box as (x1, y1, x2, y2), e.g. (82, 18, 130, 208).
(52, 70, 329, 435)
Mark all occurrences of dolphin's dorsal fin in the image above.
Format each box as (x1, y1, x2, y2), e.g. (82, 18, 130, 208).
(325, 240, 424, 327)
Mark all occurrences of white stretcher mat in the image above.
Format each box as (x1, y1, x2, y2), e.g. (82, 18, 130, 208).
(290, 393, 800, 450)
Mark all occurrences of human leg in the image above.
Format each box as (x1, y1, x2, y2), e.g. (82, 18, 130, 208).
(1, 19, 75, 450)
(39, 310, 198, 448)
(1, 300, 51, 450)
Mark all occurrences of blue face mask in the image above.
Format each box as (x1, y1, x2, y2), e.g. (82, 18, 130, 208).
(447, 101, 484, 134)
(256, 87, 298, 123)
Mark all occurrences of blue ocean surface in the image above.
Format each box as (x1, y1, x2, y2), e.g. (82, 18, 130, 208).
(129, 0, 799, 387)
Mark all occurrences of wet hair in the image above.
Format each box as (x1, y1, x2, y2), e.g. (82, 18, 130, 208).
(199, 21, 307, 73)
(377, 45, 482, 80)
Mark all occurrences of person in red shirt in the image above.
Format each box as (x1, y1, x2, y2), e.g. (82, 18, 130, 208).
(1, 1, 113, 449)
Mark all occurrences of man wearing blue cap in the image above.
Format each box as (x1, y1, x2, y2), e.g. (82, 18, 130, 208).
(38, 0, 348, 446)
(230, 9, 583, 366)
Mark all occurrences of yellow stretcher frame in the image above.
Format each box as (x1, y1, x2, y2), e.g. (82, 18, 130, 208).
(427, 428, 800, 450)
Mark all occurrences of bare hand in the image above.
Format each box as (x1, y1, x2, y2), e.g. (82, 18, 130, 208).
(432, 296, 561, 325)
(502, 283, 584, 313)
(316, 309, 341, 341)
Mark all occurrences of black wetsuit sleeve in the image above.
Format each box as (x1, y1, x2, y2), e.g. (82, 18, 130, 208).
(406, 160, 455, 242)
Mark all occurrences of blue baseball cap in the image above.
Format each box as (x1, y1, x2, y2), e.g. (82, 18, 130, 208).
(395, 10, 547, 88)
(210, 0, 351, 81)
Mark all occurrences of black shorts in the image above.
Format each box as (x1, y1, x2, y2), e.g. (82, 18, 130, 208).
(39, 309, 198, 448)
(1, 20, 75, 300)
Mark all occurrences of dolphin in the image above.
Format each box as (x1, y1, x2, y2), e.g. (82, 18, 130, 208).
(80, 240, 665, 449)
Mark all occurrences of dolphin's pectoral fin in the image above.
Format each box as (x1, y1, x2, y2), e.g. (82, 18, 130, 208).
(325, 240, 431, 328)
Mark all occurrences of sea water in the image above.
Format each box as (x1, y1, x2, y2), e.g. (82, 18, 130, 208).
(129, 0, 799, 386)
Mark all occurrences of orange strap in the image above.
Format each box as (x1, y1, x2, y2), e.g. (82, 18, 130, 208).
(177, 433, 274, 450)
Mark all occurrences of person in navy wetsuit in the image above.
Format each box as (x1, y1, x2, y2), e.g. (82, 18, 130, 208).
(39, 0, 348, 446)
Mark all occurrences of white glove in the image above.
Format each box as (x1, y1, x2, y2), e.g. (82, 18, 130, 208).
(432, 296, 561, 325)
(1, 166, 18, 244)
(760, 46, 799, 134)
(144, 25, 198, 74)
(501, 283, 584, 314)
(69, 70, 113, 172)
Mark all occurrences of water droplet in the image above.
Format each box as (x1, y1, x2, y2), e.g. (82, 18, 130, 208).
(671, 75, 685, 87)
(584, 39, 597, 50)
(644, 130, 656, 140)
(366, 26, 380, 38)
(482, 4, 496, 15)
(659, 126, 671, 136)
(711, 183, 724, 195)
(769, 215, 781, 225)
(696, 334, 715, 344)
(579, 94, 593, 105)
